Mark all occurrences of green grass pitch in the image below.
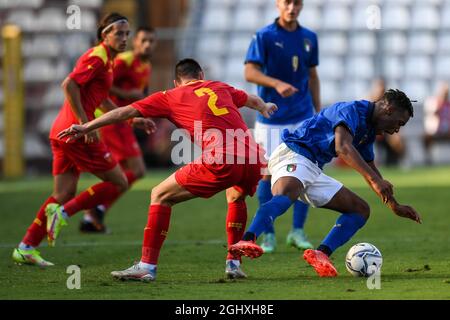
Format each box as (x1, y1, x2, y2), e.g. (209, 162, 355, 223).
(1, 166, 450, 299)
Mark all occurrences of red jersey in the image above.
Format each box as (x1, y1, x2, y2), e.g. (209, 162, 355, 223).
(110, 51, 151, 107)
(131, 80, 261, 162)
(50, 43, 114, 141)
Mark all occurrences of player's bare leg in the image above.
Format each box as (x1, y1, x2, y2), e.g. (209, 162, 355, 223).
(225, 187, 248, 279)
(230, 176, 302, 259)
(46, 165, 128, 246)
(111, 173, 197, 281)
(81, 156, 146, 233)
(303, 187, 369, 277)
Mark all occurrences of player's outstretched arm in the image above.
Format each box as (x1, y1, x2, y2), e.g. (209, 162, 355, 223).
(335, 125, 394, 203)
(245, 94, 278, 119)
(385, 196, 422, 224)
(57, 106, 147, 142)
(336, 126, 422, 224)
(99, 97, 119, 112)
(368, 161, 422, 223)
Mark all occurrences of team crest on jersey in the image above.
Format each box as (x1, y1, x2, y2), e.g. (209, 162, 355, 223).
(304, 39, 312, 53)
(104, 152, 113, 163)
(287, 164, 297, 172)
(292, 55, 299, 72)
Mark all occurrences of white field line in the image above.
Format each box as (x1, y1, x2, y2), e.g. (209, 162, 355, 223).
(2, 179, 450, 194)
(0, 237, 419, 249)
(0, 239, 225, 248)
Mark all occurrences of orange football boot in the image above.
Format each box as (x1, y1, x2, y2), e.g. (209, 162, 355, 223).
(303, 249, 338, 277)
(228, 240, 264, 259)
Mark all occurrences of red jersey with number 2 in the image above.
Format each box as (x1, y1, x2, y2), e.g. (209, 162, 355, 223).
(131, 80, 261, 161)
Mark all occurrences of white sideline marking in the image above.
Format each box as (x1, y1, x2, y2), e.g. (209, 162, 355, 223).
(0, 237, 419, 249)
(0, 239, 225, 248)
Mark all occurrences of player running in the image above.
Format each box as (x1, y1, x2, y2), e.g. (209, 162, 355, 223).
(12, 13, 155, 267)
(80, 27, 157, 233)
(229, 89, 422, 277)
(245, 0, 320, 253)
(58, 58, 277, 281)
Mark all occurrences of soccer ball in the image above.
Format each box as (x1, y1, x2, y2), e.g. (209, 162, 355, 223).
(345, 243, 382, 277)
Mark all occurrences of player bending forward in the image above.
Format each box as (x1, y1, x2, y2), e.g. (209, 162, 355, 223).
(229, 89, 422, 277)
(58, 58, 277, 281)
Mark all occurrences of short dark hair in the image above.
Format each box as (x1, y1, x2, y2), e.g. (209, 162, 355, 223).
(135, 26, 155, 35)
(175, 58, 203, 82)
(97, 12, 128, 41)
(383, 89, 415, 118)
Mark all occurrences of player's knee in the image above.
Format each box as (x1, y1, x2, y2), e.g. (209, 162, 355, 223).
(53, 190, 76, 203)
(115, 175, 129, 192)
(150, 185, 172, 205)
(356, 200, 370, 220)
(133, 167, 145, 180)
(226, 188, 245, 203)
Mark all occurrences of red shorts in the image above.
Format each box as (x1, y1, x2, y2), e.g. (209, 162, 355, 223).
(50, 139, 117, 176)
(100, 122, 142, 162)
(174, 161, 263, 198)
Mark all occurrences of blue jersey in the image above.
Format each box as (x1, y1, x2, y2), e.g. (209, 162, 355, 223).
(245, 20, 319, 125)
(281, 100, 376, 169)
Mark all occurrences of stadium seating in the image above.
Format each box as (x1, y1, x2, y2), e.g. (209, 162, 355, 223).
(181, 0, 450, 165)
(0, 0, 100, 167)
(1, 0, 450, 168)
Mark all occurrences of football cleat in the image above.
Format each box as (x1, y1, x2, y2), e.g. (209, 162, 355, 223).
(79, 207, 109, 234)
(228, 240, 264, 259)
(45, 203, 68, 247)
(286, 229, 314, 250)
(225, 260, 247, 279)
(111, 263, 157, 282)
(260, 232, 276, 254)
(12, 248, 54, 267)
(303, 249, 338, 277)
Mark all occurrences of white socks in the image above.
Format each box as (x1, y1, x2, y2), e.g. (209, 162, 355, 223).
(139, 261, 157, 271)
(19, 242, 34, 250)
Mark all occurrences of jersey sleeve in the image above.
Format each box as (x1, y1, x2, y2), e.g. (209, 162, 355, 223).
(244, 32, 266, 66)
(356, 141, 375, 162)
(228, 86, 248, 108)
(130, 91, 170, 118)
(309, 33, 319, 68)
(331, 104, 360, 136)
(69, 55, 104, 86)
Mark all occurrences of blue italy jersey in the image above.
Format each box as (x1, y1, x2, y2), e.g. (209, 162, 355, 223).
(245, 20, 319, 125)
(281, 100, 376, 169)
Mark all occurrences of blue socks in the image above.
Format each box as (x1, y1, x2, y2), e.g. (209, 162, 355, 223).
(257, 179, 275, 233)
(244, 195, 293, 240)
(293, 200, 309, 229)
(320, 213, 367, 255)
(257, 179, 309, 233)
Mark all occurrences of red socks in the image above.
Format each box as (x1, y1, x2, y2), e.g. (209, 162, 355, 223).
(63, 182, 122, 217)
(141, 204, 172, 264)
(100, 170, 137, 210)
(226, 200, 247, 261)
(22, 196, 59, 247)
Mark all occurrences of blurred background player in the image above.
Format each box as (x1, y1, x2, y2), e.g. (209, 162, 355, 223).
(230, 89, 422, 277)
(58, 58, 277, 281)
(423, 82, 450, 165)
(12, 13, 155, 267)
(80, 26, 158, 233)
(244, 0, 320, 253)
(370, 78, 406, 167)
